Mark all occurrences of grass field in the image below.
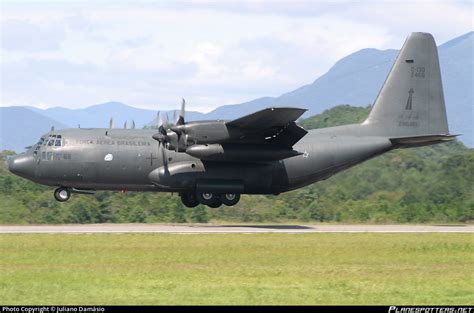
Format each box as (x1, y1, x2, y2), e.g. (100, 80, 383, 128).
(1, 233, 473, 305)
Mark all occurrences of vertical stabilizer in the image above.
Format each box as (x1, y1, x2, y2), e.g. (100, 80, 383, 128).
(364, 32, 449, 137)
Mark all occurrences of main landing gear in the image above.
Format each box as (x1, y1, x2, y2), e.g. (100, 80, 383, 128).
(180, 191, 241, 208)
(54, 187, 71, 202)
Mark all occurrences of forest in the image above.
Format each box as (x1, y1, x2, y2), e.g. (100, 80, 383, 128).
(1, 105, 472, 224)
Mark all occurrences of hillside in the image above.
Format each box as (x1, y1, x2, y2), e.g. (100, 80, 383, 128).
(1, 105, 472, 224)
(0, 107, 68, 152)
(300, 105, 371, 129)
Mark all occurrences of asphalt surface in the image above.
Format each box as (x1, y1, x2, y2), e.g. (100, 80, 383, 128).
(0, 224, 473, 233)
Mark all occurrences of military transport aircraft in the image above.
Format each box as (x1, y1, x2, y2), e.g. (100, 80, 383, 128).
(7, 33, 456, 208)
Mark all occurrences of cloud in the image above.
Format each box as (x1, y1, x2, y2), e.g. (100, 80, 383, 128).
(1, 19, 66, 51)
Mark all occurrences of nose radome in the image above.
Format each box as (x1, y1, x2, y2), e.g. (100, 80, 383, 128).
(8, 155, 35, 178)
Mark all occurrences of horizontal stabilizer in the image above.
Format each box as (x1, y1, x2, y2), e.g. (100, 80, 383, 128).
(390, 134, 458, 148)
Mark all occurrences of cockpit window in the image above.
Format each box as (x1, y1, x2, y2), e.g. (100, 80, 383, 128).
(48, 135, 56, 146)
(42, 134, 63, 147)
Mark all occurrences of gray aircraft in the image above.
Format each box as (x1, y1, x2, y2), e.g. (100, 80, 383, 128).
(7, 33, 456, 208)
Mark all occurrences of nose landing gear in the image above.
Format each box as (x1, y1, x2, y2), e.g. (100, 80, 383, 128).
(54, 187, 71, 202)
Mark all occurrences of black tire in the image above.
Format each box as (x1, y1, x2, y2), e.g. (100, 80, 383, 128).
(221, 193, 240, 206)
(196, 191, 219, 206)
(54, 187, 70, 202)
(208, 198, 222, 208)
(180, 192, 199, 208)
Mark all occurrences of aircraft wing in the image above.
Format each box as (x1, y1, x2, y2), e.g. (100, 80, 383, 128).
(226, 107, 308, 148)
(227, 107, 306, 130)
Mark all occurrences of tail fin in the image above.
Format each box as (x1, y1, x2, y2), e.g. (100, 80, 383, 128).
(364, 32, 450, 138)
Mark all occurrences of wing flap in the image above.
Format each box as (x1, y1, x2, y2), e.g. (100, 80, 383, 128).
(266, 122, 308, 148)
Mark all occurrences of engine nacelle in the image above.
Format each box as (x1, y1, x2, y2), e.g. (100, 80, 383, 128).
(148, 161, 205, 190)
(172, 121, 239, 145)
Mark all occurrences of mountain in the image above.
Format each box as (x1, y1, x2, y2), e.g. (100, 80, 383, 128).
(2, 32, 472, 151)
(28, 101, 206, 129)
(205, 32, 473, 146)
(0, 107, 68, 152)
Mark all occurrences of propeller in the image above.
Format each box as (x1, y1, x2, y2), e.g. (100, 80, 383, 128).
(151, 111, 170, 174)
(152, 99, 188, 152)
(123, 121, 127, 129)
(152, 111, 170, 147)
(170, 98, 187, 151)
(176, 98, 185, 126)
(160, 112, 169, 134)
(131, 120, 135, 129)
(109, 117, 114, 129)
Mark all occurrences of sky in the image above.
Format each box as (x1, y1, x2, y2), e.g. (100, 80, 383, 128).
(0, 0, 472, 112)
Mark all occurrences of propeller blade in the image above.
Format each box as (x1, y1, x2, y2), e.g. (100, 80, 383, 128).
(163, 112, 169, 129)
(176, 98, 185, 126)
(154, 112, 170, 147)
(161, 145, 169, 175)
(109, 117, 113, 129)
(173, 110, 178, 125)
(123, 121, 127, 129)
(131, 120, 135, 129)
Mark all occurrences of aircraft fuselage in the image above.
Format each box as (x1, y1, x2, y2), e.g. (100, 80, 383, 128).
(9, 125, 394, 196)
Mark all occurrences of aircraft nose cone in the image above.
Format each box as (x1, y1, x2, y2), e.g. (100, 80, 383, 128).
(8, 155, 35, 178)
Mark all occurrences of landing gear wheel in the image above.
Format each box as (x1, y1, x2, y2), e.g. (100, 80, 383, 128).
(196, 192, 220, 207)
(54, 187, 71, 202)
(221, 193, 240, 206)
(180, 192, 199, 208)
(208, 199, 222, 208)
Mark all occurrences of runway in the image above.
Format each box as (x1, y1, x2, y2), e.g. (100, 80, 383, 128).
(0, 224, 473, 233)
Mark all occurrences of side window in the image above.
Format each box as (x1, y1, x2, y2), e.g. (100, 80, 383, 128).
(55, 135, 62, 146)
(47, 152, 53, 160)
(42, 152, 46, 160)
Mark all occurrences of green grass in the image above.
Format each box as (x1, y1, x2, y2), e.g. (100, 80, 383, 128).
(1, 233, 473, 305)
